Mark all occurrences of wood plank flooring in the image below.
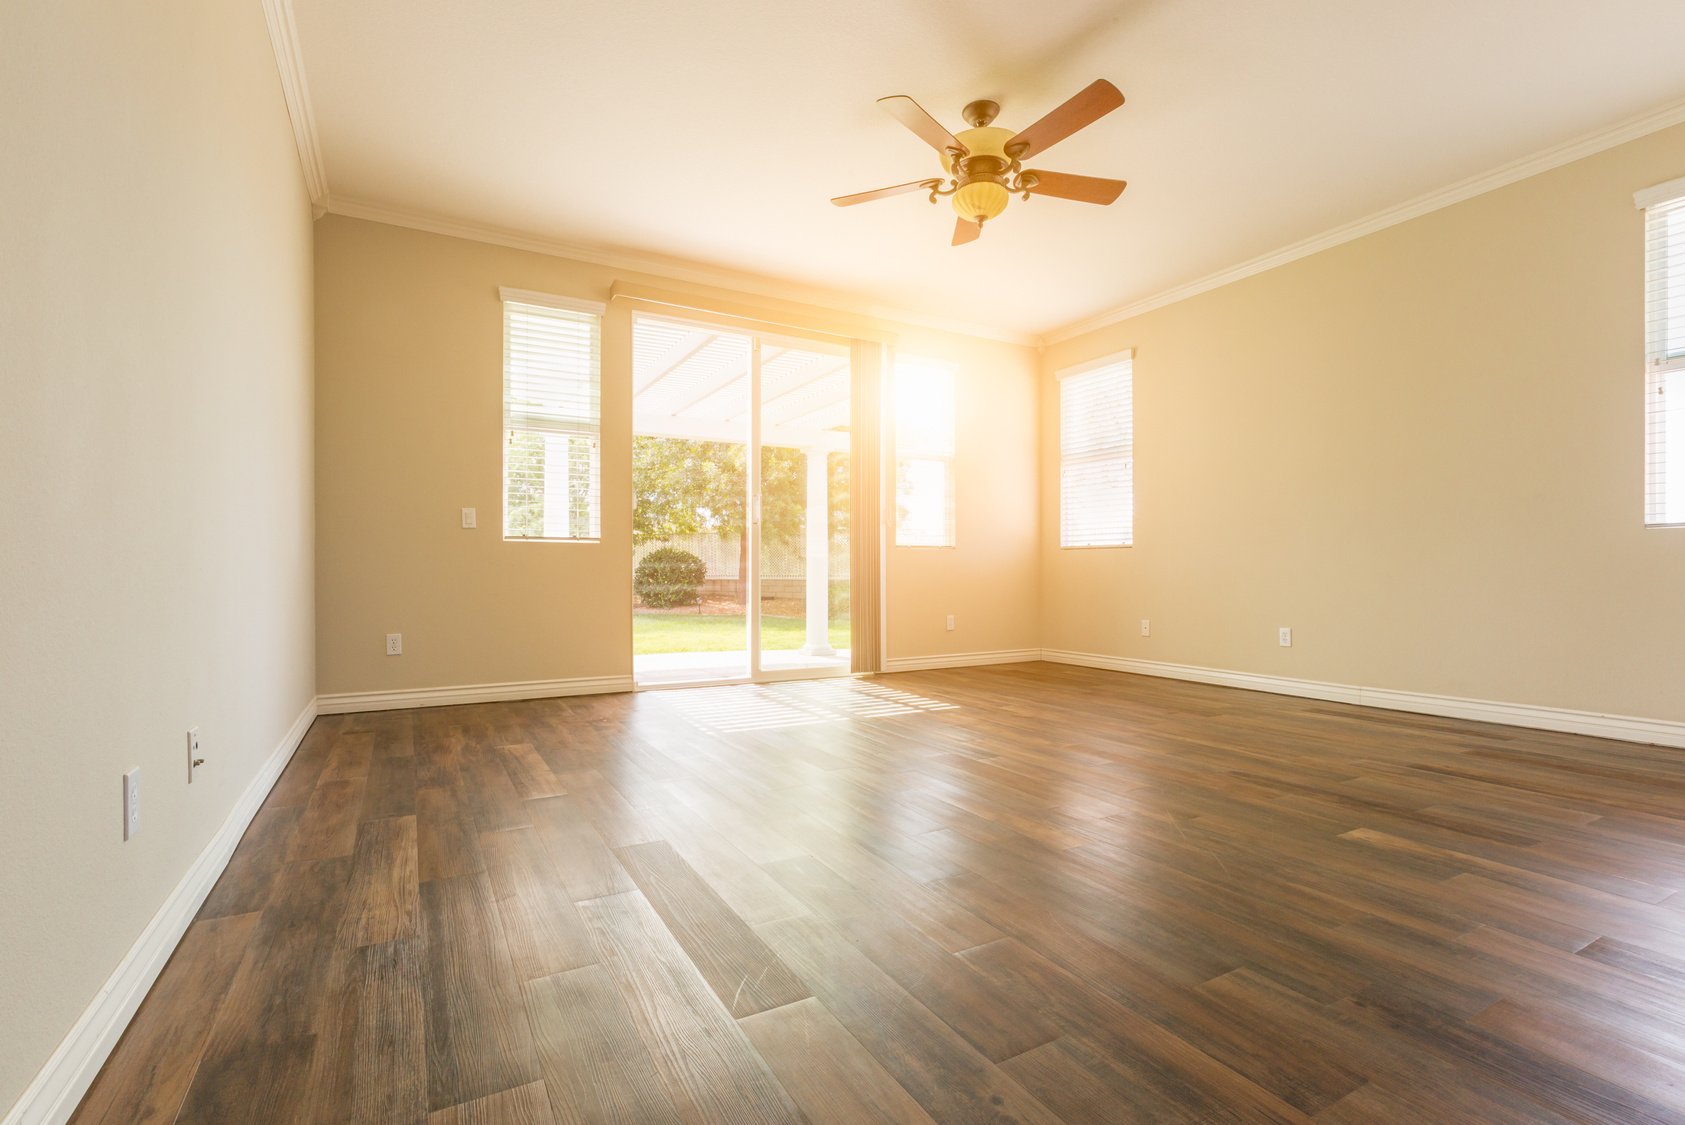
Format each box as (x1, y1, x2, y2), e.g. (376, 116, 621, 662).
(70, 663, 1685, 1123)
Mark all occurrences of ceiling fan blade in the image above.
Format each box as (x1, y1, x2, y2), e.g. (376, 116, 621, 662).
(1005, 79, 1124, 160)
(952, 217, 981, 246)
(830, 179, 940, 207)
(1023, 170, 1127, 205)
(877, 95, 968, 156)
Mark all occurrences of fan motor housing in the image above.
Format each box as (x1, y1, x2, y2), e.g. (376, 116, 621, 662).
(942, 126, 1015, 175)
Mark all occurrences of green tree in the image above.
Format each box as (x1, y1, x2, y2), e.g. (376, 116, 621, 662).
(828, 450, 849, 540)
(505, 430, 545, 536)
(633, 437, 850, 595)
(507, 430, 597, 538)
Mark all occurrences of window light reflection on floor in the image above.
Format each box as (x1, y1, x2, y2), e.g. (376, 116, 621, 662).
(666, 678, 957, 733)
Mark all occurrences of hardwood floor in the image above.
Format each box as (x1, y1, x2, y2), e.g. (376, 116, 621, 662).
(70, 662, 1685, 1123)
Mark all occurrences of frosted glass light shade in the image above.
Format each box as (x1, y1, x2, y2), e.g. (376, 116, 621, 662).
(952, 180, 1009, 223)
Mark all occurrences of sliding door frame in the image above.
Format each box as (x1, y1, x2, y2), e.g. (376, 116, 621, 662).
(629, 306, 864, 689)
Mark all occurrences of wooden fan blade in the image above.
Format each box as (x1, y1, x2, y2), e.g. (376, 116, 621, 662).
(1023, 170, 1127, 205)
(952, 217, 981, 246)
(878, 95, 967, 156)
(831, 179, 940, 207)
(1006, 79, 1124, 160)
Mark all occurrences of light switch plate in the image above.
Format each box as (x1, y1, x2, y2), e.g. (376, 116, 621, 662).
(123, 768, 140, 839)
(461, 507, 477, 529)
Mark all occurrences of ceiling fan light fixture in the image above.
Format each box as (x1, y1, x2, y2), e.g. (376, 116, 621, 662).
(953, 179, 1009, 223)
(835, 81, 1127, 244)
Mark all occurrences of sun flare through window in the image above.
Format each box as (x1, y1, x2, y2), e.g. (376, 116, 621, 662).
(893, 356, 957, 548)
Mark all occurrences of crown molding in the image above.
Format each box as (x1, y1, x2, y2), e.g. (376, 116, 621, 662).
(259, 0, 328, 208)
(1044, 94, 1685, 346)
(321, 196, 1040, 347)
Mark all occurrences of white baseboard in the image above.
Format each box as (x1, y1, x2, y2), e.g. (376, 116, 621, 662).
(880, 649, 1043, 673)
(4, 698, 319, 1125)
(317, 674, 634, 714)
(1040, 649, 1685, 749)
(1038, 650, 1364, 704)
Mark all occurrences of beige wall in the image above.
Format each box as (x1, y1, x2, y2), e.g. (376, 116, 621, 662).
(0, 0, 316, 1111)
(314, 216, 1039, 694)
(1041, 123, 1685, 721)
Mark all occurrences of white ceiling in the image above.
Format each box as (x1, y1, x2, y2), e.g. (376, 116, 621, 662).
(292, 0, 1685, 339)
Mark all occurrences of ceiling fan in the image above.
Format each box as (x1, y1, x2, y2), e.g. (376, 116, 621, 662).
(832, 79, 1127, 246)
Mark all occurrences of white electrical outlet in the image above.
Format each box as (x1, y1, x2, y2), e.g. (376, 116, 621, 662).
(461, 507, 477, 529)
(1279, 626, 1293, 647)
(386, 633, 403, 656)
(187, 727, 203, 783)
(945, 614, 956, 632)
(123, 768, 140, 839)
(1140, 619, 1151, 637)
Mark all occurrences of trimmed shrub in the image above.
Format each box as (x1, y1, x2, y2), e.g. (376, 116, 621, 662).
(635, 546, 707, 608)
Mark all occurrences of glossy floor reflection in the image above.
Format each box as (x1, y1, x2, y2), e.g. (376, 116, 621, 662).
(72, 662, 1685, 1124)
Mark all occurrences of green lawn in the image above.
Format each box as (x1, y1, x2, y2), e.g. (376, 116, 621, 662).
(634, 613, 850, 654)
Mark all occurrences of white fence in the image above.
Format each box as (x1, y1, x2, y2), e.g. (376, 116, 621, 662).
(634, 533, 849, 580)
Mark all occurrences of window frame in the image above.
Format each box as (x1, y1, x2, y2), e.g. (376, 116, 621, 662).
(1058, 350, 1134, 550)
(1639, 178, 1685, 529)
(891, 355, 958, 549)
(500, 288, 606, 543)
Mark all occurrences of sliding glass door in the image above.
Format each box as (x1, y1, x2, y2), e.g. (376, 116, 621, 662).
(631, 315, 851, 687)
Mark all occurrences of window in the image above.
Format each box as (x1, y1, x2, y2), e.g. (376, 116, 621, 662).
(502, 290, 603, 539)
(893, 356, 956, 547)
(1641, 178, 1685, 527)
(1060, 353, 1133, 548)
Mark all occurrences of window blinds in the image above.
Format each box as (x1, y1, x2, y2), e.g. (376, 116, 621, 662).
(1643, 186, 1685, 527)
(893, 357, 956, 547)
(1060, 355, 1133, 548)
(503, 298, 602, 539)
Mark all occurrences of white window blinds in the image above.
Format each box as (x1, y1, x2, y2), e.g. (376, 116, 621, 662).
(893, 357, 956, 547)
(1060, 354, 1133, 548)
(502, 296, 602, 539)
(1641, 180, 1685, 527)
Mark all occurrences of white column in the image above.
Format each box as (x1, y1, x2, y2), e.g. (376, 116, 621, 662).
(802, 448, 834, 656)
(541, 433, 570, 539)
